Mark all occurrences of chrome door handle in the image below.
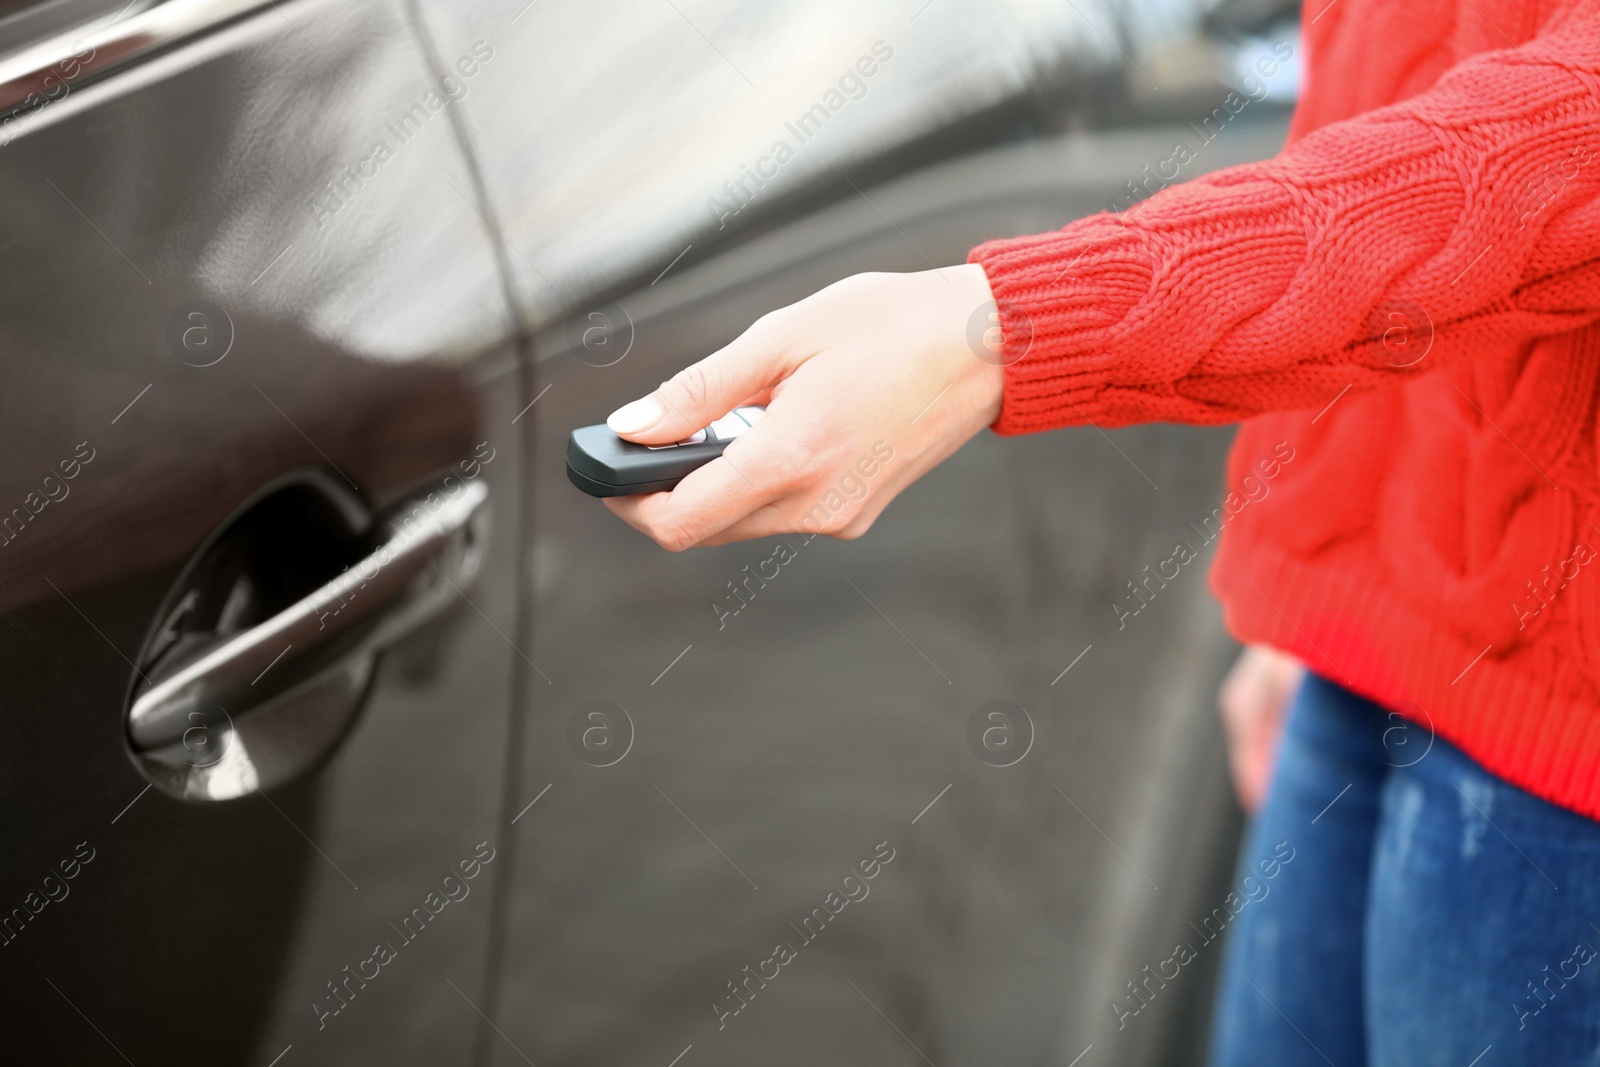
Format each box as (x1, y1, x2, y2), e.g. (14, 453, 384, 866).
(128, 477, 487, 752)
(0, 0, 274, 116)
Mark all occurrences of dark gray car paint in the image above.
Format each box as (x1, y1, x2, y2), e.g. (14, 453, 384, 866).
(0, 1, 522, 1063)
(0, 0, 1293, 1064)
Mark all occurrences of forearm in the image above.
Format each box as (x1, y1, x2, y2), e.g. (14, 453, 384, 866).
(971, 5, 1600, 432)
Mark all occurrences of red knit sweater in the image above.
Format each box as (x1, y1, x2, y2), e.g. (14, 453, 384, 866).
(969, 0, 1600, 818)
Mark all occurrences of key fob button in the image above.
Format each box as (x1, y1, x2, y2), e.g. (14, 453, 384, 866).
(708, 413, 749, 441)
(567, 405, 764, 497)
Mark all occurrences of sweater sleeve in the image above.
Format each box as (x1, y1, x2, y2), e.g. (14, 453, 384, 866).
(969, 7, 1600, 433)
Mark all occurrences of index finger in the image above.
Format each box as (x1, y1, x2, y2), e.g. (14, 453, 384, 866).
(602, 433, 790, 551)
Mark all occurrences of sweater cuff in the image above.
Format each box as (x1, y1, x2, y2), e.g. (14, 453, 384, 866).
(969, 214, 1154, 435)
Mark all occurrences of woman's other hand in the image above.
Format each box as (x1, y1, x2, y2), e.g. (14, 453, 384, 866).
(1218, 645, 1304, 813)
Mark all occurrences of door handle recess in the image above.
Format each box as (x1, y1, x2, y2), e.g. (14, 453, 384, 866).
(126, 472, 489, 800)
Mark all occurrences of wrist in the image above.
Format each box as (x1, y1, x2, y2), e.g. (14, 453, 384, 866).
(947, 262, 1006, 425)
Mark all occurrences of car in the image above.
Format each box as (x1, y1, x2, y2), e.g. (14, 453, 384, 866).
(0, 0, 1296, 1063)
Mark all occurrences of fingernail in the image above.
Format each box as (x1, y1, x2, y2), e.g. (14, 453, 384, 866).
(607, 396, 662, 434)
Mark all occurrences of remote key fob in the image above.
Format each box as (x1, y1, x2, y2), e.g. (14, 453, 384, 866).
(566, 405, 766, 497)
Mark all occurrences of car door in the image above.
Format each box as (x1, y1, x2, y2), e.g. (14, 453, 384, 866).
(420, 1, 1300, 1065)
(0, 1, 529, 1064)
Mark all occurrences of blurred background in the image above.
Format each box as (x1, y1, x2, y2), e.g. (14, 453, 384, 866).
(0, 0, 1301, 1063)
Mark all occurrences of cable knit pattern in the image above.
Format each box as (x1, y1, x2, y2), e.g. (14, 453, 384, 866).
(969, 0, 1600, 817)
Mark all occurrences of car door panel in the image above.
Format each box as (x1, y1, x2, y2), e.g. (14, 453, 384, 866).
(418, 2, 1289, 1063)
(0, 1, 524, 1063)
(480, 123, 1280, 1067)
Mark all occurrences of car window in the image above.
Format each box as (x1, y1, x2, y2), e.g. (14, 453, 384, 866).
(425, 0, 1249, 324)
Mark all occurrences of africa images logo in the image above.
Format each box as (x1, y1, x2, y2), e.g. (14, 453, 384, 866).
(966, 700, 1034, 767)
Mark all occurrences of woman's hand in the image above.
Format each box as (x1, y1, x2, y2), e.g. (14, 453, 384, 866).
(602, 264, 1004, 551)
(1217, 645, 1304, 813)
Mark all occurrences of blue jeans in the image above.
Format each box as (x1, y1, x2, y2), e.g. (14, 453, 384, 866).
(1209, 672, 1600, 1066)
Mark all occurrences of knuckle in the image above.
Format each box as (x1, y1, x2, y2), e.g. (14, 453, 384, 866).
(794, 514, 830, 538)
(824, 270, 880, 296)
(747, 307, 785, 335)
(743, 308, 798, 355)
(811, 509, 853, 538)
(834, 515, 872, 540)
(755, 303, 800, 335)
(641, 514, 698, 553)
(668, 361, 718, 409)
(658, 523, 698, 553)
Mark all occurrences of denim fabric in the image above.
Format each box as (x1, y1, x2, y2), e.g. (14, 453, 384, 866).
(1209, 672, 1600, 1066)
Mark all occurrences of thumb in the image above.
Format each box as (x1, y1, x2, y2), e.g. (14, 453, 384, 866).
(606, 318, 798, 444)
